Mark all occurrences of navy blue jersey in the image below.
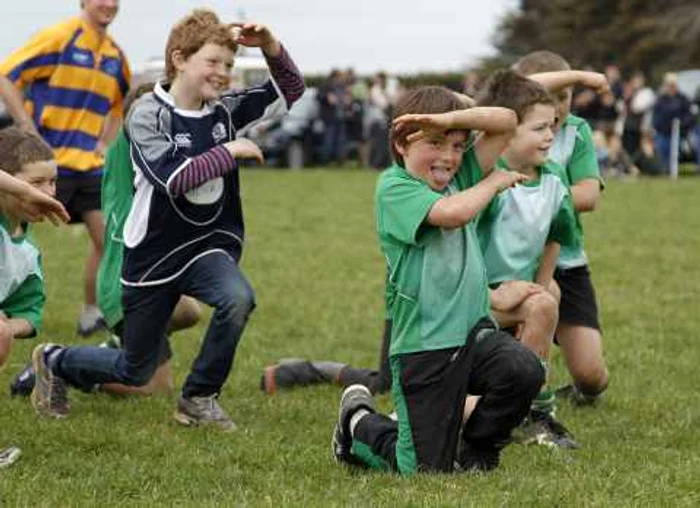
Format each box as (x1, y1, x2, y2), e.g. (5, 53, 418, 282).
(122, 80, 287, 286)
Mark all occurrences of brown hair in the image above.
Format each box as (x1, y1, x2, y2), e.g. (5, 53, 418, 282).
(0, 127, 54, 175)
(512, 51, 571, 75)
(390, 86, 465, 166)
(164, 9, 237, 82)
(477, 69, 555, 122)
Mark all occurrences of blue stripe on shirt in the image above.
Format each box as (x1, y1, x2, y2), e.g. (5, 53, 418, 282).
(7, 52, 61, 81)
(41, 127, 98, 152)
(32, 86, 112, 117)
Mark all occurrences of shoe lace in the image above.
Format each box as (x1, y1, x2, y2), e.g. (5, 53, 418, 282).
(197, 395, 229, 421)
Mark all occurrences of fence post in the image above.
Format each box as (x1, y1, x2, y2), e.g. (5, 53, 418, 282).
(670, 118, 680, 180)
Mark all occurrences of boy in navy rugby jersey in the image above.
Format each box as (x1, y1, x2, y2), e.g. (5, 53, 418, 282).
(30, 9, 304, 428)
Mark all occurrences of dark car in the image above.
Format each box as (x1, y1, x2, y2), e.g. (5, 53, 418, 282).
(240, 87, 324, 169)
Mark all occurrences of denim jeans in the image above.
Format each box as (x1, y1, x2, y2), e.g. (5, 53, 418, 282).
(56, 252, 256, 397)
(654, 133, 672, 173)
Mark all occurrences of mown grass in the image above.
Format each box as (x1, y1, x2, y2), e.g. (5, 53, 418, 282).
(1, 169, 699, 506)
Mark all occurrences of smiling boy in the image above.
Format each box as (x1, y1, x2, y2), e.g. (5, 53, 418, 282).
(29, 10, 304, 428)
(332, 86, 544, 475)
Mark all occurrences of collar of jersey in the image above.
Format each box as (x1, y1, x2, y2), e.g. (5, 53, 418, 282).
(154, 81, 215, 118)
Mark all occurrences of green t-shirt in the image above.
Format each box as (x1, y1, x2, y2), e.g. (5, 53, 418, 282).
(477, 159, 578, 284)
(0, 214, 45, 335)
(96, 128, 133, 328)
(375, 148, 491, 357)
(548, 114, 605, 269)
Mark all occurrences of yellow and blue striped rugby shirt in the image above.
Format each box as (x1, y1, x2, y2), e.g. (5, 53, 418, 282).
(0, 17, 131, 176)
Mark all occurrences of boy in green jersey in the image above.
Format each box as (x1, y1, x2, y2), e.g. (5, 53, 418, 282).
(474, 69, 585, 448)
(514, 51, 610, 405)
(332, 86, 544, 475)
(0, 127, 64, 466)
(0, 128, 57, 369)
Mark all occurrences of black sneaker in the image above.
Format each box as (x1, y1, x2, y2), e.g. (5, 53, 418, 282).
(260, 359, 332, 395)
(10, 363, 36, 397)
(514, 410, 580, 449)
(456, 441, 501, 473)
(30, 344, 70, 419)
(556, 384, 601, 407)
(173, 394, 236, 431)
(332, 384, 375, 465)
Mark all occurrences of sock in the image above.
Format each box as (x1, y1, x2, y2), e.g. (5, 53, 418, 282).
(532, 386, 555, 414)
(81, 304, 102, 319)
(349, 409, 370, 436)
(43, 344, 64, 372)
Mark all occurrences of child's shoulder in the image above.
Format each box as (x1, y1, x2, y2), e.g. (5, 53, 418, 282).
(542, 158, 567, 177)
(562, 115, 594, 140)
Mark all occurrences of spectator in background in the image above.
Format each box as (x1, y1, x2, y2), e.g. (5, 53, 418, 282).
(621, 72, 655, 156)
(632, 129, 664, 176)
(0, 0, 130, 337)
(605, 64, 624, 101)
(652, 73, 694, 174)
(318, 69, 349, 165)
(345, 68, 366, 166)
(366, 72, 393, 169)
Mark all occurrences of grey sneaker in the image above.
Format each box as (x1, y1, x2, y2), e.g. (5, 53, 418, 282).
(332, 384, 375, 465)
(30, 344, 70, 419)
(76, 308, 107, 338)
(0, 445, 21, 469)
(513, 410, 580, 449)
(173, 395, 236, 431)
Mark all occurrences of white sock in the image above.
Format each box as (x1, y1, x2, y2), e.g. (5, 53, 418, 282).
(349, 409, 370, 436)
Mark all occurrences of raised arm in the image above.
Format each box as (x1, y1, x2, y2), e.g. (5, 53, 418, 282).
(230, 22, 305, 108)
(393, 106, 517, 173)
(527, 70, 609, 94)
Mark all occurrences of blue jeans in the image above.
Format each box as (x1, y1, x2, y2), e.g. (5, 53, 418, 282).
(56, 252, 256, 397)
(654, 133, 672, 174)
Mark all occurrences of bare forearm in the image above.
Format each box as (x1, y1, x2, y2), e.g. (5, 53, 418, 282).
(97, 114, 121, 154)
(571, 180, 601, 212)
(528, 70, 587, 92)
(427, 178, 499, 228)
(445, 107, 517, 133)
(0, 75, 35, 132)
(536, 242, 561, 287)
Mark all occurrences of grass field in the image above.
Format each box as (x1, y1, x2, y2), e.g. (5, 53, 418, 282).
(1, 169, 699, 506)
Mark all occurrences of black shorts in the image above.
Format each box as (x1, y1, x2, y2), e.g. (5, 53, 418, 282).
(554, 265, 601, 331)
(112, 322, 172, 366)
(56, 173, 102, 223)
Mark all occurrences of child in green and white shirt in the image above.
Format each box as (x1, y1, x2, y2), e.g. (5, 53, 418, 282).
(0, 127, 57, 370)
(475, 69, 581, 448)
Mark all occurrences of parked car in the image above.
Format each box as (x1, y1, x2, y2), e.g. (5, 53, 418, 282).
(239, 87, 324, 169)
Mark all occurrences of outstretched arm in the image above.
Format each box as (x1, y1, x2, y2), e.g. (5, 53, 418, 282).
(0, 171, 69, 224)
(426, 169, 528, 228)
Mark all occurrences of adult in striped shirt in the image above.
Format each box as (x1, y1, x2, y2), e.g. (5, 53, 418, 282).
(0, 0, 130, 337)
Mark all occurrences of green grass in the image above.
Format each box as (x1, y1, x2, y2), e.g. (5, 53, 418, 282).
(2, 169, 700, 506)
